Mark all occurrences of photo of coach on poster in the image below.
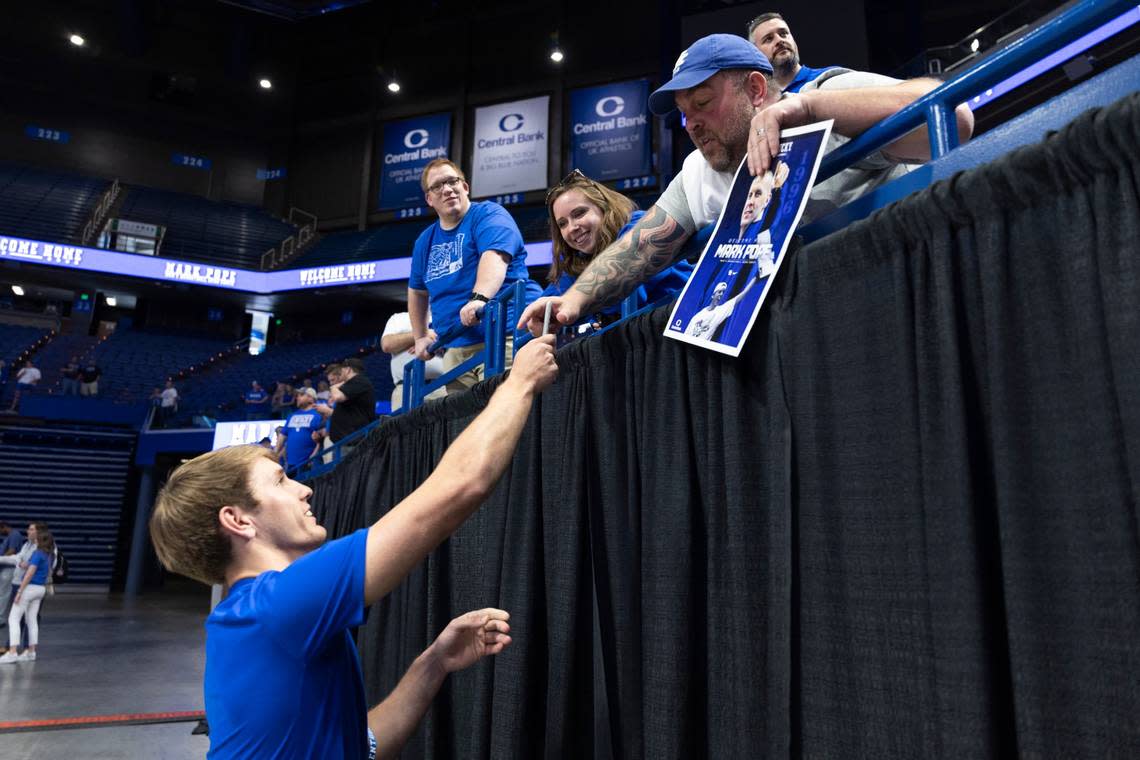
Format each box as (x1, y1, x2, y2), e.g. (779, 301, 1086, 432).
(664, 120, 832, 356)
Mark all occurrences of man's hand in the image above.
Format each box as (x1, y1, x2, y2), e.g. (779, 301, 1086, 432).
(413, 335, 436, 361)
(504, 334, 558, 393)
(747, 97, 812, 177)
(459, 300, 485, 327)
(407, 329, 438, 355)
(425, 608, 512, 675)
(516, 296, 583, 337)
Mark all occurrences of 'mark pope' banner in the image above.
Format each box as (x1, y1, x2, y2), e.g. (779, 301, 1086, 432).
(470, 96, 549, 198)
(569, 79, 651, 181)
(379, 113, 451, 210)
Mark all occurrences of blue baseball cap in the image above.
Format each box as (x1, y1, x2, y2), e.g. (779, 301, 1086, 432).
(649, 34, 773, 116)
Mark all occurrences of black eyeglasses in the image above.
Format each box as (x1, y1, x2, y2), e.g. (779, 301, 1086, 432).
(545, 169, 595, 203)
(427, 176, 465, 195)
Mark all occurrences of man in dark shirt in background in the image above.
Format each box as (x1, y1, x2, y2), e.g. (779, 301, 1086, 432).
(328, 358, 376, 454)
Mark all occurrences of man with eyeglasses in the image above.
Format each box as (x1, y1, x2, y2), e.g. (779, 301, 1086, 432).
(519, 33, 973, 336)
(409, 158, 540, 392)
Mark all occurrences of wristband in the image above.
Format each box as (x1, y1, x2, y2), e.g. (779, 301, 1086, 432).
(468, 292, 490, 304)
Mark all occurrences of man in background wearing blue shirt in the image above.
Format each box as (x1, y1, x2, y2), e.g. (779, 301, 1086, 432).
(408, 158, 540, 392)
(281, 388, 328, 469)
(244, 381, 270, 420)
(0, 523, 23, 627)
(149, 335, 558, 759)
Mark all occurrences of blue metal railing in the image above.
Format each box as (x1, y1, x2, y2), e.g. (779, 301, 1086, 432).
(818, 0, 1135, 180)
(288, 414, 379, 481)
(401, 281, 530, 411)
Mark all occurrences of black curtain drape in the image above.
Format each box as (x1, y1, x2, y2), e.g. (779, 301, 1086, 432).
(311, 93, 1140, 758)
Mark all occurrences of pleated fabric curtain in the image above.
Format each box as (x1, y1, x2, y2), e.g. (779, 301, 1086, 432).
(310, 92, 1140, 758)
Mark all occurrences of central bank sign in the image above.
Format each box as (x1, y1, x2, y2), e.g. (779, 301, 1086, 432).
(569, 79, 651, 181)
(470, 95, 549, 198)
(378, 113, 452, 210)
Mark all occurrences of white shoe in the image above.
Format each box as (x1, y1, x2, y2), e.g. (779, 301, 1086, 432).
(18, 651, 35, 662)
(0, 651, 19, 664)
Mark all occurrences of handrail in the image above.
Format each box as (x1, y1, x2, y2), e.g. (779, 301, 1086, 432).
(80, 178, 121, 245)
(400, 281, 531, 412)
(261, 207, 319, 271)
(288, 415, 380, 481)
(818, 0, 1135, 179)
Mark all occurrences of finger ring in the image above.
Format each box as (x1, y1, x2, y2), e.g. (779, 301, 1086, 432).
(756, 127, 766, 135)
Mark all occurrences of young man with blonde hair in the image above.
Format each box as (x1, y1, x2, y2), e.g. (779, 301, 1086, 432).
(150, 336, 558, 759)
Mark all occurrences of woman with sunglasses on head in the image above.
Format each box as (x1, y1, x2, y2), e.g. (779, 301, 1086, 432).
(543, 170, 692, 329)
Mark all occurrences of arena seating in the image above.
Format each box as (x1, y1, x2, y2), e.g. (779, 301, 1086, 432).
(0, 425, 135, 585)
(172, 335, 392, 423)
(0, 162, 109, 243)
(289, 221, 426, 268)
(0, 324, 51, 365)
(116, 186, 296, 269)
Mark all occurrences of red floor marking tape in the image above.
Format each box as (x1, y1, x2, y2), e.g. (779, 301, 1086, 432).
(0, 710, 206, 733)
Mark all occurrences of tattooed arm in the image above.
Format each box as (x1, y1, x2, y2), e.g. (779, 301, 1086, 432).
(517, 205, 691, 336)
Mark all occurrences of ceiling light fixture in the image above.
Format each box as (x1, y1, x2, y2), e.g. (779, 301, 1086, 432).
(11, 285, 24, 296)
(387, 80, 401, 93)
(69, 34, 85, 47)
(550, 49, 564, 63)
(259, 78, 273, 90)
(106, 296, 117, 307)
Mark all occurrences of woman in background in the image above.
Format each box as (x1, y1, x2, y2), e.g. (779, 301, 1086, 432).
(0, 522, 54, 663)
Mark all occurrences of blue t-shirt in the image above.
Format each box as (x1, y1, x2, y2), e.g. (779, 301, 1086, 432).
(204, 529, 370, 760)
(1, 531, 23, 555)
(283, 409, 323, 467)
(245, 389, 268, 405)
(28, 549, 51, 585)
(540, 210, 693, 320)
(784, 64, 842, 93)
(410, 201, 539, 347)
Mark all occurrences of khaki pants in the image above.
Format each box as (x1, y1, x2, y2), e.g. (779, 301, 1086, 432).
(440, 335, 514, 394)
(391, 382, 446, 411)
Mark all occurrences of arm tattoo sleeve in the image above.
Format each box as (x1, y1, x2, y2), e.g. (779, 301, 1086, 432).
(570, 205, 690, 310)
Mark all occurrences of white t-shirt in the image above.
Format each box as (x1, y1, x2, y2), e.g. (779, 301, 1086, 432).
(383, 312, 444, 384)
(16, 367, 41, 385)
(161, 387, 179, 407)
(656, 68, 916, 233)
(684, 301, 737, 339)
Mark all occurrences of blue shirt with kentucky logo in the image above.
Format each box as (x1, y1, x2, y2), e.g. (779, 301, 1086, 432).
(283, 409, 323, 467)
(409, 201, 538, 347)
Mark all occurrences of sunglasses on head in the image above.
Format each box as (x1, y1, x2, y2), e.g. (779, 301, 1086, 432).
(546, 169, 598, 204)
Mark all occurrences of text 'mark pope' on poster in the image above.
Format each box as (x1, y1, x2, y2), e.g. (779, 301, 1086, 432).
(664, 120, 833, 357)
(470, 95, 550, 198)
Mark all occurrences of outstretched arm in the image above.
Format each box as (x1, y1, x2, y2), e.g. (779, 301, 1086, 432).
(517, 205, 690, 335)
(368, 608, 511, 759)
(362, 337, 558, 605)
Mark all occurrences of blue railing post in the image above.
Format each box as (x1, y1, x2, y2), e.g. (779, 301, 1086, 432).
(926, 102, 959, 159)
(511, 280, 526, 357)
(484, 300, 506, 378)
(406, 355, 425, 410)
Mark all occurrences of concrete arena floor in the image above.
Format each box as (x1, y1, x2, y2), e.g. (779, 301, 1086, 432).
(0, 588, 210, 758)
